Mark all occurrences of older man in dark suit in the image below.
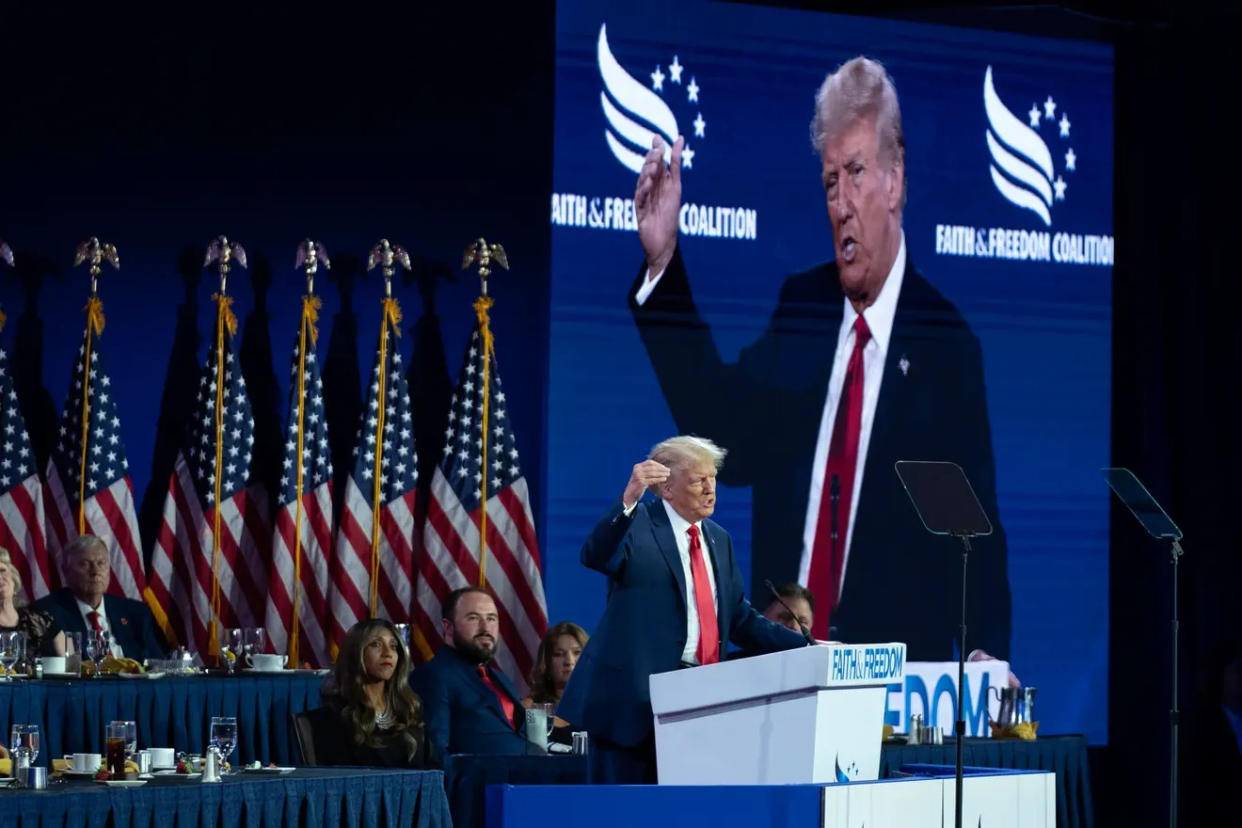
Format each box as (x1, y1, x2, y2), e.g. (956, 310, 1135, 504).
(628, 56, 1011, 664)
(411, 586, 528, 756)
(32, 534, 167, 661)
(557, 436, 807, 782)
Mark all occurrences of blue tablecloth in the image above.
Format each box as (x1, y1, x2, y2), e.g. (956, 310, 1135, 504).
(880, 735, 1093, 828)
(0, 674, 322, 765)
(443, 754, 589, 828)
(0, 768, 449, 828)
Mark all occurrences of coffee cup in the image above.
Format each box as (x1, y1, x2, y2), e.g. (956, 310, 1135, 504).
(148, 747, 176, 769)
(246, 653, 287, 672)
(66, 752, 102, 773)
(38, 656, 67, 674)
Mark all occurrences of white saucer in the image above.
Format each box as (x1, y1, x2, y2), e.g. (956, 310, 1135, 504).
(97, 779, 147, 787)
(242, 667, 290, 673)
(60, 768, 102, 777)
(116, 671, 166, 679)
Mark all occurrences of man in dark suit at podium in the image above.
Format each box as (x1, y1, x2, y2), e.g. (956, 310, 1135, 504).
(628, 56, 1011, 663)
(411, 586, 529, 756)
(32, 534, 168, 661)
(557, 436, 807, 782)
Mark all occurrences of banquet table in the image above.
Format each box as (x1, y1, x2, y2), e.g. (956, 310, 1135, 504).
(0, 767, 449, 828)
(0, 673, 322, 765)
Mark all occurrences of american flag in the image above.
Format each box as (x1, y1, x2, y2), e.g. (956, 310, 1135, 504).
(146, 300, 269, 654)
(263, 297, 334, 667)
(416, 317, 547, 691)
(0, 345, 50, 602)
(44, 306, 147, 600)
(327, 299, 416, 649)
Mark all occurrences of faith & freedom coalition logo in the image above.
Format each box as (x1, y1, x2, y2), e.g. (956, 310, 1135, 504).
(550, 23, 759, 241)
(934, 66, 1113, 266)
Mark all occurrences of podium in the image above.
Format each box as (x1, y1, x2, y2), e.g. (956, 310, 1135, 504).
(649, 643, 905, 785)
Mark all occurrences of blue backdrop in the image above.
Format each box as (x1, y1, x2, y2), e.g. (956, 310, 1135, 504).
(547, 0, 1112, 742)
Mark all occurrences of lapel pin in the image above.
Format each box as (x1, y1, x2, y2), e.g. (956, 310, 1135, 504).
(898, 355, 910, 376)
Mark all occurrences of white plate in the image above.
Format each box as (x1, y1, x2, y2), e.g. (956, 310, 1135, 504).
(242, 766, 294, 774)
(152, 770, 201, 781)
(97, 779, 147, 787)
(60, 768, 103, 777)
(241, 668, 291, 674)
(0, 777, 14, 786)
(115, 671, 166, 679)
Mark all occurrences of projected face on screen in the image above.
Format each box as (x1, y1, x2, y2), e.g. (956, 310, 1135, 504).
(548, 0, 1113, 743)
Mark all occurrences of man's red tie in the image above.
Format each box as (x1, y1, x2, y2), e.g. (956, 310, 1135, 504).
(808, 315, 871, 639)
(87, 611, 103, 633)
(477, 664, 517, 729)
(687, 525, 720, 665)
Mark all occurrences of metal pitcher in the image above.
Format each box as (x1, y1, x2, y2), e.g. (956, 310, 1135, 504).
(990, 685, 1037, 726)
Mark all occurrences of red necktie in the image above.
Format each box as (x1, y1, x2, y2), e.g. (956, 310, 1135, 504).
(687, 525, 720, 665)
(87, 611, 103, 632)
(477, 664, 517, 729)
(808, 315, 871, 639)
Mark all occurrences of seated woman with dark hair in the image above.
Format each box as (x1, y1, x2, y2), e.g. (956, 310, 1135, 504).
(521, 622, 588, 739)
(309, 619, 435, 768)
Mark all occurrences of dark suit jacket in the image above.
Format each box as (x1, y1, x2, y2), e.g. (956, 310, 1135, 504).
(410, 645, 529, 756)
(31, 588, 169, 662)
(556, 499, 807, 748)
(630, 246, 1011, 660)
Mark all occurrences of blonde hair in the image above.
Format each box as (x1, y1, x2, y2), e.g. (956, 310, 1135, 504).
(0, 548, 26, 607)
(648, 435, 726, 472)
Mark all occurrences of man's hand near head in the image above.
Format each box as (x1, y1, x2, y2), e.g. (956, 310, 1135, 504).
(622, 459, 670, 509)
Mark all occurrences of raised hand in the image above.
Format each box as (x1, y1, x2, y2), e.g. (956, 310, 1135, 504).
(623, 459, 671, 508)
(634, 134, 684, 278)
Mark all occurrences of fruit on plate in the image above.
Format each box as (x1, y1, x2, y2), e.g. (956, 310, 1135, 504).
(175, 760, 189, 774)
(99, 656, 144, 675)
(95, 769, 110, 781)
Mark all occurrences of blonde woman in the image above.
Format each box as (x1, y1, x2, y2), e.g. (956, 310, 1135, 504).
(0, 549, 65, 657)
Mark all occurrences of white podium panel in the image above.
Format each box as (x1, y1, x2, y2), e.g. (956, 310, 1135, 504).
(650, 643, 905, 785)
(821, 771, 1055, 828)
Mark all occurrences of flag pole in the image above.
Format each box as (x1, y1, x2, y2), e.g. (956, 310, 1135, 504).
(365, 240, 410, 617)
(288, 240, 328, 665)
(71, 238, 118, 535)
(461, 239, 508, 587)
(205, 236, 245, 657)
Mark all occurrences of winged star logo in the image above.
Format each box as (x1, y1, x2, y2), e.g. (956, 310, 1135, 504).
(984, 66, 1076, 227)
(597, 23, 706, 174)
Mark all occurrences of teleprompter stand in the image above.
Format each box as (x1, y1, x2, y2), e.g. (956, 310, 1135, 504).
(895, 460, 993, 828)
(1102, 467, 1184, 828)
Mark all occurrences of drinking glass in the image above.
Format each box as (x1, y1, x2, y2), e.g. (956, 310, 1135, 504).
(64, 631, 83, 675)
(209, 716, 238, 773)
(116, 720, 138, 762)
(243, 628, 265, 660)
(221, 628, 243, 674)
(0, 631, 22, 679)
(82, 631, 107, 677)
(540, 703, 556, 743)
(10, 724, 39, 765)
(105, 722, 127, 775)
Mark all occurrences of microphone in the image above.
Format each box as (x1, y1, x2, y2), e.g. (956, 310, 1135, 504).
(764, 579, 816, 646)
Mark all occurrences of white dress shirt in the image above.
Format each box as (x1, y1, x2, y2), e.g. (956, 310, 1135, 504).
(623, 497, 719, 664)
(635, 235, 907, 604)
(76, 596, 123, 658)
(797, 233, 906, 598)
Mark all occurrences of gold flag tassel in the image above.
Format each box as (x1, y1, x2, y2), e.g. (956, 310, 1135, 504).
(288, 238, 328, 666)
(365, 240, 410, 617)
(72, 238, 119, 535)
(205, 236, 246, 658)
(461, 238, 508, 587)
